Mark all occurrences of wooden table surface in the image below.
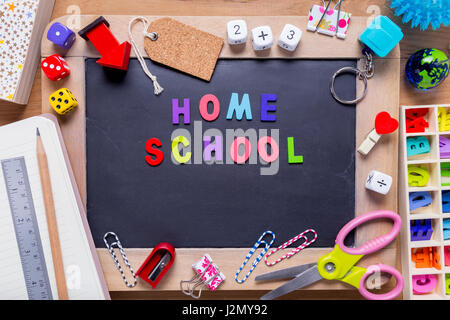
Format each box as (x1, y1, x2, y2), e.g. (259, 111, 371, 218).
(1, 0, 449, 300)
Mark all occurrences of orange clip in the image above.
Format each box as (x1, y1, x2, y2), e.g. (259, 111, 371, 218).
(411, 247, 441, 270)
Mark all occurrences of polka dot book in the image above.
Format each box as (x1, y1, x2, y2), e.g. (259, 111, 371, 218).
(0, 0, 54, 104)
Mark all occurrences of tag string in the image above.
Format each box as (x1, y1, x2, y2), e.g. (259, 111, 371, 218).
(128, 16, 164, 95)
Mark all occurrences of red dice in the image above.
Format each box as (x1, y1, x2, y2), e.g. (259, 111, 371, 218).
(41, 54, 70, 81)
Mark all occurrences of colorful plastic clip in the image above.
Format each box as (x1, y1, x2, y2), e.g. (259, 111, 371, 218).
(264, 229, 317, 266)
(235, 231, 275, 283)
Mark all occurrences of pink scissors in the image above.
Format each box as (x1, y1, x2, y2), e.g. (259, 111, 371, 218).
(255, 210, 404, 300)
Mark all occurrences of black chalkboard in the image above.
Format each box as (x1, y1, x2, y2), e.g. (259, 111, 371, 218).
(86, 58, 356, 248)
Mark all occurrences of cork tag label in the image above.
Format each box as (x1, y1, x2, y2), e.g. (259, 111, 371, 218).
(144, 18, 224, 82)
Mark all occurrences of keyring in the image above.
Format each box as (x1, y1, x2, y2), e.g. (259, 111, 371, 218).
(330, 66, 368, 105)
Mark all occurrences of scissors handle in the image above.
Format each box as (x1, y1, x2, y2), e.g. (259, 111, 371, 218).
(336, 210, 401, 256)
(359, 264, 404, 300)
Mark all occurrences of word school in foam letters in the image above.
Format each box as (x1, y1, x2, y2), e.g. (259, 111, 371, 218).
(144, 93, 304, 175)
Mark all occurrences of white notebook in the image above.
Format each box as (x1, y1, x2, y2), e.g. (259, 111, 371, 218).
(0, 115, 109, 300)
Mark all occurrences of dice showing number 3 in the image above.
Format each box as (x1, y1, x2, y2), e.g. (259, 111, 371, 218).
(227, 20, 248, 45)
(278, 24, 302, 52)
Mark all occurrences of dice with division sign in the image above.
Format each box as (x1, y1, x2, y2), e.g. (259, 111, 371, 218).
(227, 19, 248, 45)
(47, 22, 76, 50)
(365, 170, 392, 195)
(41, 54, 70, 81)
(278, 24, 302, 52)
(251, 26, 273, 51)
(49, 88, 78, 115)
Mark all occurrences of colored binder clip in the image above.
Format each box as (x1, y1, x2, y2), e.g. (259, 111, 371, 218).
(307, 0, 351, 39)
(407, 136, 430, 157)
(443, 219, 450, 240)
(264, 229, 317, 266)
(408, 165, 429, 187)
(412, 274, 437, 294)
(357, 111, 398, 156)
(443, 191, 450, 213)
(440, 136, 450, 158)
(410, 219, 433, 241)
(180, 254, 225, 299)
(411, 247, 441, 270)
(409, 192, 432, 211)
(235, 231, 275, 283)
(136, 242, 175, 288)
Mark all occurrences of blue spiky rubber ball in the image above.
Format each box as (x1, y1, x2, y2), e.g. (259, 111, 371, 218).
(405, 48, 449, 90)
(390, 0, 450, 30)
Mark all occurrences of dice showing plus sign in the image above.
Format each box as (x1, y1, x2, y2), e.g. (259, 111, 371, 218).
(251, 26, 273, 51)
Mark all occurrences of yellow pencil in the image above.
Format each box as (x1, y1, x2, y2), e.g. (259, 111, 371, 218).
(36, 128, 69, 300)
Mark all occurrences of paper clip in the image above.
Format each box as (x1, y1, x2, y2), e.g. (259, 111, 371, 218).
(180, 254, 225, 299)
(264, 229, 318, 266)
(235, 231, 275, 283)
(103, 232, 137, 288)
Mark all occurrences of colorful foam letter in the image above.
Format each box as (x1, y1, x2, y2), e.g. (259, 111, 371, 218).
(203, 136, 223, 162)
(260, 94, 277, 122)
(172, 135, 191, 164)
(199, 94, 221, 122)
(408, 165, 429, 187)
(440, 136, 450, 158)
(407, 136, 430, 157)
(230, 137, 251, 164)
(410, 219, 433, 241)
(409, 192, 432, 211)
(172, 98, 190, 124)
(257, 136, 279, 163)
(443, 191, 450, 213)
(287, 137, 303, 164)
(145, 138, 164, 166)
(226, 93, 252, 120)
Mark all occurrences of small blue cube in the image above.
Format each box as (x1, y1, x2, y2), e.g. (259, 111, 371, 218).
(359, 16, 403, 57)
(47, 22, 76, 50)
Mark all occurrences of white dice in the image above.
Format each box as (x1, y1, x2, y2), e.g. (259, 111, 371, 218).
(227, 20, 248, 45)
(365, 170, 392, 195)
(278, 24, 302, 52)
(251, 26, 273, 50)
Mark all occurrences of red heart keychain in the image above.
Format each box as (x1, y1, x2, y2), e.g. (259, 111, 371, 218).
(375, 111, 399, 135)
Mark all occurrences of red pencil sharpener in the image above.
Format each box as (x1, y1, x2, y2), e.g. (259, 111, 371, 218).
(136, 242, 175, 288)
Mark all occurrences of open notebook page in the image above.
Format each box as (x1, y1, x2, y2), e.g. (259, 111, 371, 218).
(0, 116, 105, 299)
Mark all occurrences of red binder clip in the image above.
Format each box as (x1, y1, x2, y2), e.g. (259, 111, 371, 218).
(136, 243, 175, 288)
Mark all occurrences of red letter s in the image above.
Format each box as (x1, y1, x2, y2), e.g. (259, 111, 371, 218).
(145, 138, 164, 166)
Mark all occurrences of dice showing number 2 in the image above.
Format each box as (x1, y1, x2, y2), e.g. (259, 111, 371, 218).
(227, 20, 248, 45)
(251, 26, 273, 51)
(278, 24, 302, 52)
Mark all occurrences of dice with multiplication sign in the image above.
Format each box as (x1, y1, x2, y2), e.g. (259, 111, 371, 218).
(365, 170, 392, 195)
(47, 22, 76, 50)
(251, 26, 273, 51)
(227, 20, 248, 45)
(49, 88, 78, 115)
(41, 54, 70, 81)
(278, 24, 302, 52)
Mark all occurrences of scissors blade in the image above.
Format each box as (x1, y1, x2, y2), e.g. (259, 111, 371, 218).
(260, 265, 322, 300)
(255, 263, 317, 282)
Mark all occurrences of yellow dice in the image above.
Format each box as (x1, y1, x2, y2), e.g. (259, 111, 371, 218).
(49, 88, 78, 115)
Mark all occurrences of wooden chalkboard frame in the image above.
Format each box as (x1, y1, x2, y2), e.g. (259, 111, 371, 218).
(42, 15, 400, 297)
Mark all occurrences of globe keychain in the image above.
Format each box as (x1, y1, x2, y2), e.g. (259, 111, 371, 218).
(330, 15, 403, 105)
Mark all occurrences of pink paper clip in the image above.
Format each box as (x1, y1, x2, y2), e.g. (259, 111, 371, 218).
(264, 229, 318, 266)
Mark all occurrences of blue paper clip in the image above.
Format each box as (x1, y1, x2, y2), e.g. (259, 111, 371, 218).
(235, 231, 275, 284)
